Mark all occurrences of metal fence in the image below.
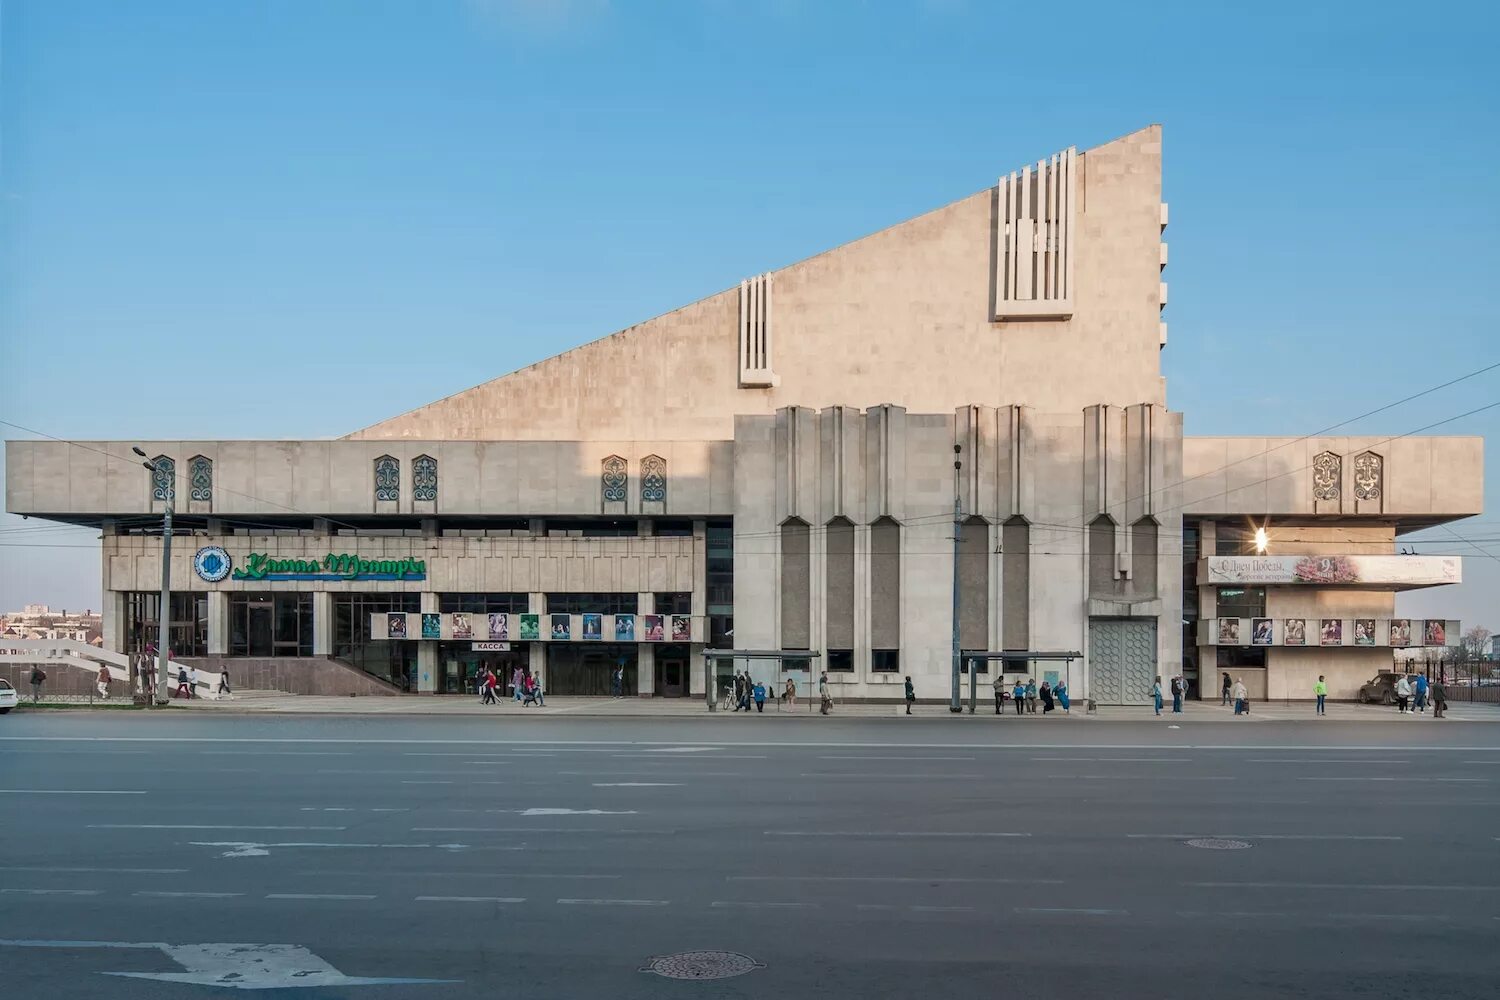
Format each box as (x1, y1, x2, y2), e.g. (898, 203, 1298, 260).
(1438, 658, 1500, 704)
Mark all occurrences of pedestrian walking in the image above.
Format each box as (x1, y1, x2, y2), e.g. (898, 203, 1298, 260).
(188, 666, 199, 698)
(512, 666, 525, 702)
(1395, 675, 1411, 714)
(1013, 678, 1026, 716)
(992, 672, 1005, 715)
(29, 665, 45, 703)
(753, 680, 767, 713)
(904, 675, 915, 715)
(1152, 676, 1163, 716)
(1430, 677, 1448, 719)
(480, 668, 497, 705)
(1221, 672, 1232, 706)
(1055, 678, 1070, 713)
(1232, 677, 1249, 716)
(1314, 674, 1327, 716)
(1025, 678, 1038, 714)
(1170, 676, 1183, 714)
(819, 671, 833, 715)
(217, 667, 233, 699)
(1414, 673, 1429, 714)
(1040, 680, 1055, 713)
(96, 665, 111, 700)
(175, 667, 191, 699)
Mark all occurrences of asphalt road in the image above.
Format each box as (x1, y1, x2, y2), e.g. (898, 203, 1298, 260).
(2, 712, 1498, 999)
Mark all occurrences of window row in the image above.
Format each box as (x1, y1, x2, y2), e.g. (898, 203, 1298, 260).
(1312, 449, 1384, 503)
(374, 454, 438, 503)
(602, 454, 668, 504)
(146, 455, 214, 503)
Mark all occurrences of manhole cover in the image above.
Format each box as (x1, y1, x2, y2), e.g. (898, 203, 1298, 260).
(641, 951, 763, 981)
(1186, 837, 1251, 850)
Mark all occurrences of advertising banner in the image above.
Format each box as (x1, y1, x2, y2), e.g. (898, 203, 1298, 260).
(1204, 555, 1459, 587)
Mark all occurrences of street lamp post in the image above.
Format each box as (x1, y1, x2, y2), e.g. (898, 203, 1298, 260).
(134, 447, 172, 706)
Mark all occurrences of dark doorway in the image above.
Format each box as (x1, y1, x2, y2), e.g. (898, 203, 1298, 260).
(655, 643, 689, 697)
(546, 644, 637, 695)
(246, 597, 273, 657)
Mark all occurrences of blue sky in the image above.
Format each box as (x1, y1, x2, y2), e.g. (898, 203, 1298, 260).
(1, 0, 1496, 631)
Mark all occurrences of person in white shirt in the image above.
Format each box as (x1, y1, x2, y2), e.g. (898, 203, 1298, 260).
(1394, 675, 1412, 714)
(1231, 678, 1249, 716)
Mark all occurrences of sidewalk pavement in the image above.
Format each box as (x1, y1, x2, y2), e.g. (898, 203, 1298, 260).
(164, 691, 1500, 722)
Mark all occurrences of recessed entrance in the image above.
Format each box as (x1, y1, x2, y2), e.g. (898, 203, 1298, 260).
(655, 644, 689, 697)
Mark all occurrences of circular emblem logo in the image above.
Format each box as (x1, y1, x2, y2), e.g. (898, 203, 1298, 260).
(194, 546, 233, 583)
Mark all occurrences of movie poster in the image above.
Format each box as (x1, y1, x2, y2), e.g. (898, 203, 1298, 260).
(518, 614, 540, 641)
(1320, 619, 1343, 645)
(1354, 618, 1376, 646)
(1218, 618, 1241, 645)
(615, 614, 636, 641)
(1251, 618, 1273, 645)
(550, 614, 571, 641)
(1283, 618, 1307, 645)
(451, 613, 472, 639)
(671, 615, 691, 642)
(1425, 620, 1447, 646)
(642, 615, 664, 641)
(487, 613, 509, 641)
(387, 613, 407, 639)
(1388, 618, 1411, 647)
(581, 613, 602, 640)
(421, 613, 441, 639)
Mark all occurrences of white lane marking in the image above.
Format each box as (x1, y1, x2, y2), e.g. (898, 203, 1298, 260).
(1177, 910, 1451, 922)
(267, 893, 376, 900)
(560, 771, 750, 778)
(910, 905, 975, 912)
(5, 737, 1500, 751)
(1188, 881, 1500, 891)
(798, 773, 986, 779)
(0, 789, 145, 795)
(1249, 758, 1408, 763)
(611, 753, 769, 759)
(517, 808, 638, 816)
(319, 769, 454, 775)
(134, 891, 242, 898)
(0, 866, 186, 874)
(1045, 775, 1231, 781)
(710, 901, 817, 909)
(413, 827, 674, 835)
(91, 824, 347, 831)
(1126, 833, 1403, 841)
(855, 904, 898, 911)
(416, 896, 525, 903)
(558, 898, 668, 906)
(728, 875, 1065, 885)
(638, 747, 722, 753)
(1297, 777, 1487, 783)
(0, 939, 456, 989)
(1, 888, 103, 896)
(297, 869, 619, 880)
(593, 783, 683, 787)
(1015, 907, 1127, 915)
(402, 780, 456, 784)
(818, 756, 976, 761)
(191, 841, 469, 859)
(199, 750, 353, 756)
(765, 831, 1030, 838)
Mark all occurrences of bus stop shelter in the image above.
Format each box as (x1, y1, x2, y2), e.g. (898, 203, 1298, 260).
(958, 650, 1083, 713)
(701, 649, 821, 712)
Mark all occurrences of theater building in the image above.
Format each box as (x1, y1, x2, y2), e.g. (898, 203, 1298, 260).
(5, 125, 1481, 702)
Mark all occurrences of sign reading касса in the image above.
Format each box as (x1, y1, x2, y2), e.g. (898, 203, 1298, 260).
(231, 552, 427, 582)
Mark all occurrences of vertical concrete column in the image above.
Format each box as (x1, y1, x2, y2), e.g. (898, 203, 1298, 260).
(312, 591, 333, 656)
(636, 592, 654, 696)
(529, 592, 546, 689)
(1197, 521, 1217, 698)
(207, 590, 231, 655)
(853, 522, 871, 680)
(417, 592, 439, 693)
(690, 522, 707, 696)
(102, 590, 127, 655)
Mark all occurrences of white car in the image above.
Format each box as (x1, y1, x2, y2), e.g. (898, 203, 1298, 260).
(0, 678, 18, 714)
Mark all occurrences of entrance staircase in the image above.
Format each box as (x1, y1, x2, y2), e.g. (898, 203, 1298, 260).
(0, 639, 225, 700)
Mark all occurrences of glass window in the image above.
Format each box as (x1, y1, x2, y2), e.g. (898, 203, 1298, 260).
(374, 456, 399, 502)
(332, 593, 419, 687)
(189, 456, 213, 502)
(654, 592, 692, 615)
(601, 455, 627, 503)
(641, 454, 666, 503)
(150, 456, 176, 502)
(123, 592, 206, 657)
(413, 455, 437, 502)
(1216, 587, 1265, 620)
(1217, 646, 1266, 669)
(707, 521, 733, 616)
(229, 593, 313, 657)
(826, 649, 854, 672)
(872, 649, 900, 673)
(655, 520, 693, 537)
(439, 593, 529, 615)
(547, 593, 638, 615)
(1215, 524, 1256, 556)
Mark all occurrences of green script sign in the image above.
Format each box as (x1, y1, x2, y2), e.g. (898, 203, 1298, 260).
(231, 553, 427, 582)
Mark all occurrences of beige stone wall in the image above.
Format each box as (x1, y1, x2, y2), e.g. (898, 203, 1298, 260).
(346, 126, 1168, 443)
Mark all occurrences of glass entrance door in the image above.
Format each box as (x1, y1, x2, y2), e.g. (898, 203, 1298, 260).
(247, 597, 273, 657)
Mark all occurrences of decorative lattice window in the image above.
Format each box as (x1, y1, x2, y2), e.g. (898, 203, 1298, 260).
(1353, 451, 1383, 502)
(188, 456, 213, 502)
(150, 456, 175, 502)
(602, 455, 627, 503)
(641, 454, 666, 503)
(413, 455, 437, 502)
(1312, 451, 1341, 502)
(375, 455, 400, 502)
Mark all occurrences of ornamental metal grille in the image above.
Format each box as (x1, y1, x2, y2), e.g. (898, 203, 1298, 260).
(602, 455, 628, 503)
(188, 455, 213, 502)
(150, 456, 175, 502)
(641, 454, 666, 503)
(1353, 451, 1382, 501)
(1312, 451, 1341, 502)
(413, 455, 438, 502)
(374, 455, 400, 502)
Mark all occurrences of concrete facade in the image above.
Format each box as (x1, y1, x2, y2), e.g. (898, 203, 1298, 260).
(4, 124, 1484, 702)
